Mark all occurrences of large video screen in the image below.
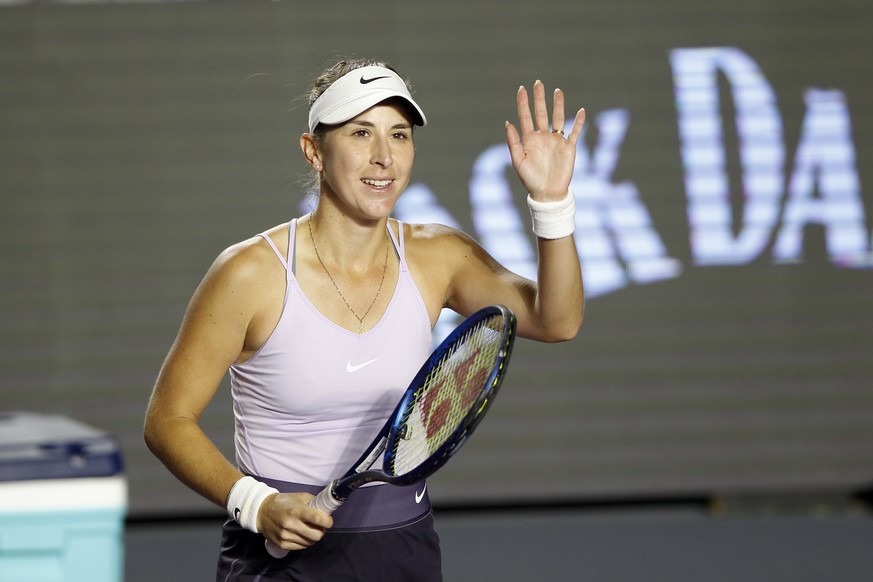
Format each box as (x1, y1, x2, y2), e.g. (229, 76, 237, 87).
(1, 0, 871, 517)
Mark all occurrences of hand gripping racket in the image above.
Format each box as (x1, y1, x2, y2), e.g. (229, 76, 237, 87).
(266, 304, 516, 558)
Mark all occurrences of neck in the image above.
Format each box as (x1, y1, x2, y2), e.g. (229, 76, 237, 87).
(307, 209, 390, 272)
(307, 213, 392, 334)
(308, 210, 390, 270)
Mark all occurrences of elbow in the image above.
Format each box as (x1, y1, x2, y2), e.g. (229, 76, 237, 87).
(143, 404, 200, 458)
(143, 413, 180, 466)
(142, 414, 161, 456)
(142, 405, 175, 458)
(541, 309, 584, 343)
(545, 325, 581, 343)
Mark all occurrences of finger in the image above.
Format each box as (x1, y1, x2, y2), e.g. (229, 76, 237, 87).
(275, 533, 315, 551)
(298, 522, 329, 543)
(532, 80, 549, 132)
(516, 85, 534, 135)
(551, 88, 566, 134)
(505, 121, 526, 168)
(275, 527, 325, 550)
(565, 107, 587, 144)
(304, 506, 334, 530)
(276, 519, 329, 548)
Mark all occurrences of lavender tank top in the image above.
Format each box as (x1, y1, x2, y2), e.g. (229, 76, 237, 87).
(229, 219, 433, 486)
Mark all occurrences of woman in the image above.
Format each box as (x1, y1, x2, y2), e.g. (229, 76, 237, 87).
(144, 58, 585, 581)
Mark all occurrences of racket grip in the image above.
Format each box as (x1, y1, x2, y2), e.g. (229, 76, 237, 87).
(264, 482, 346, 559)
(265, 540, 288, 559)
(308, 482, 346, 515)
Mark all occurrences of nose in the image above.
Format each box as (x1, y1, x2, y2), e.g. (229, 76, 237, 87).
(370, 135, 393, 168)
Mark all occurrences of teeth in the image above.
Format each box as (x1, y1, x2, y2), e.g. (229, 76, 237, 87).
(362, 179, 391, 188)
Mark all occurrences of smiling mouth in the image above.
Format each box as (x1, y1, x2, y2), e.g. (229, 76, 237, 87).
(362, 178, 393, 189)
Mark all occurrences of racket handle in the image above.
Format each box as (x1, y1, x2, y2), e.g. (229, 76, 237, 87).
(265, 540, 288, 559)
(264, 482, 346, 559)
(308, 482, 345, 515)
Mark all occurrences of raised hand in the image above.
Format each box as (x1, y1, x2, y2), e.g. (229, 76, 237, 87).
(505, 80, 586, 201)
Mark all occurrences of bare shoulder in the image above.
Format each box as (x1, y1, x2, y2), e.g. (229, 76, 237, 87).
(403, 221, 499, 269)
(403, 221, 456, 240)
(213, 238, 268, 280)
(185, 226, 288, 356)
(200, 226, 288, 301)
(403, 222, 478, 256)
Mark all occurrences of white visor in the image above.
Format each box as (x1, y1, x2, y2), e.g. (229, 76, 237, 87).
(308, 65, 427, 133)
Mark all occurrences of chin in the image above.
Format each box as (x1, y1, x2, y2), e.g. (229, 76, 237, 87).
(363, 197, 400, 219)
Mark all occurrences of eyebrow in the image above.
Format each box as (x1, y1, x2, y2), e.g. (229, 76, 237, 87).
(348, 119, 413, 131)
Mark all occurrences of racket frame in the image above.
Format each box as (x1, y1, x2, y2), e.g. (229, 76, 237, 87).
(329, 304, 516, 501)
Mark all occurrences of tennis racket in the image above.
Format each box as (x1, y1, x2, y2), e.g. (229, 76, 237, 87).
(266, 304, 516, 558)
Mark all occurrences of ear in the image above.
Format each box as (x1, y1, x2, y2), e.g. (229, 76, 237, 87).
(300, 133, 322, 171)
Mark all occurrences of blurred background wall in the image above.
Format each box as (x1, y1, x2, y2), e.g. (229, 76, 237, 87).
(1, 0, 871, 579)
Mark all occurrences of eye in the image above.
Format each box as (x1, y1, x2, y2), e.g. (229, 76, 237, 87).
(392, 131, 411, 141)
(352, 129, 370, 138)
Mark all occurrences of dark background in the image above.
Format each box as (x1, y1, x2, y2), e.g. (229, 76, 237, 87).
(2, 0, 871, 530)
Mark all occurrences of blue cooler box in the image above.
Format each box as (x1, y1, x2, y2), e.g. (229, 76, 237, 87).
(0, 412, 127, 582)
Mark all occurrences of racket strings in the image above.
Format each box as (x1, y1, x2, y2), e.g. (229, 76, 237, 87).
(390, 316, 505, 475)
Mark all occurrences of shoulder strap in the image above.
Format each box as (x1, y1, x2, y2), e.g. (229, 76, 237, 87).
(257, 233, 287, 270)
(388, 219, 408, 273)
(256, 219, 296, 275)
(288, 219, 297, 275)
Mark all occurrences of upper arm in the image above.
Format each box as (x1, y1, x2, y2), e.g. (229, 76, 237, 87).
(444, 230, 537, 324)
(148, 240, 271, 423)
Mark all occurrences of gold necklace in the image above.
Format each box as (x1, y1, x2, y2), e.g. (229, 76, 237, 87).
(308, 218, 390, 334)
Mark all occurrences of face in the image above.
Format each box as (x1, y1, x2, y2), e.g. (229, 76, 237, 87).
(307, 101, 415, 221)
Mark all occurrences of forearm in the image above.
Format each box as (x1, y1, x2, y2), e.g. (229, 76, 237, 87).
(144, 413, 242, 509)
(532, 233, 584, 341)
(525, 188, 584, 341)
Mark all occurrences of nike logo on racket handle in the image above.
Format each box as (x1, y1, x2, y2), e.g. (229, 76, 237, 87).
(265, 482, 345, 559)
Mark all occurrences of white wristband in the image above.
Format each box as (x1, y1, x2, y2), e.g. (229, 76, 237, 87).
(226, 476, 279, 534)
(527, 189, 576, 239)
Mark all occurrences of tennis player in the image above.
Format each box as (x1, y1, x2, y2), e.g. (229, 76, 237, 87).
(144, 57, 586, 581)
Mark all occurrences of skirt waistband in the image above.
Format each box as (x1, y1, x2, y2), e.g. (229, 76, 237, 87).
(254, 475, 432, 533)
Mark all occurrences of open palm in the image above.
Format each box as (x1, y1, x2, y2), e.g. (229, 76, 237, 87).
(505, 80, 586, 201)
